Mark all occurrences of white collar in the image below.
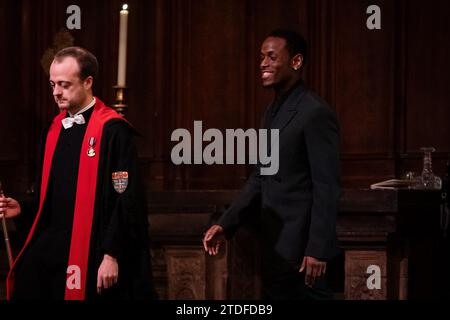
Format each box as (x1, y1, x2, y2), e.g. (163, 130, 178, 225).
(68, 97, 96, 117)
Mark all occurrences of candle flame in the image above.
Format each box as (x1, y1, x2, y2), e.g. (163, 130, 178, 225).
(122, 4, 128, 10)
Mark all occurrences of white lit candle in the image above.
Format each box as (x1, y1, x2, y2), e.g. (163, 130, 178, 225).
(117, 4, 129, 86)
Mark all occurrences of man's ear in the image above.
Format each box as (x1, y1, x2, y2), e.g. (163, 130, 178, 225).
(292, 54, 303, 71)
(84, 76, 93, 91)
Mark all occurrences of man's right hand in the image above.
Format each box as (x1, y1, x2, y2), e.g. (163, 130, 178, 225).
(0, 196, 21, 219)
(202, 224, 225, 256)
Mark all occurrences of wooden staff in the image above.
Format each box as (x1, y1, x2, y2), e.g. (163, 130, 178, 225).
(1, 214, 13, 268)
(0, 184, 13, 268)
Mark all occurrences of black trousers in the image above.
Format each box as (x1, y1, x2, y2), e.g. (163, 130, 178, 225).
(261, 252, 333, 300)
(262, 269, 333, 300)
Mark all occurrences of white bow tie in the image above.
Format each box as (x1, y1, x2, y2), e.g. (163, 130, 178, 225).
(62, 114, 85, 129)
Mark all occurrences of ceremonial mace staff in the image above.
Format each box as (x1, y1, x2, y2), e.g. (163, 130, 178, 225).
(0, 182, 13, 269)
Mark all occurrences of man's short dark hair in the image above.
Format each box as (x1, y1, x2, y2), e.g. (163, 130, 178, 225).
(53, 46, 98, 82)
(267, 29, 308, 64)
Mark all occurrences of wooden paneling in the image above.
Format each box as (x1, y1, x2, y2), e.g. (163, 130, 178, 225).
(0, 0, 28, 194)
(0, 0, 449, 194)
(333, 0, 396, 156)
(0, 1, 22, 162)
(404, 0, 450, 153)
(345, 251, 388, 300)
(165, 0, 250, 189)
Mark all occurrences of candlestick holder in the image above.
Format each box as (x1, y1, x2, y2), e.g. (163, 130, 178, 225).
(112, 85, 128, 115)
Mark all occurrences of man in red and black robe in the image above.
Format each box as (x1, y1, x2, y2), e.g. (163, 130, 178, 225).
(1, 47, 156, 300)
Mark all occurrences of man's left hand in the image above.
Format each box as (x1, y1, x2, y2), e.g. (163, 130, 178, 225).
(97, 254, 119, 294)
(299, 256, 327, 287)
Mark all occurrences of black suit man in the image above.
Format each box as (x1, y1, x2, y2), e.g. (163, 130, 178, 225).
(203, 29, 341, 300)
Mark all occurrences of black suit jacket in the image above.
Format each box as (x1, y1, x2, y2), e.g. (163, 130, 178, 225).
(218, 83, 341, 267)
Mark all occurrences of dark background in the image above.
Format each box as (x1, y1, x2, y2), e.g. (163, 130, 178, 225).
(1, 0, 449, 196)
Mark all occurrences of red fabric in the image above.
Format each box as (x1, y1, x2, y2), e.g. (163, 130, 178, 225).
(7, 98, 124, 300)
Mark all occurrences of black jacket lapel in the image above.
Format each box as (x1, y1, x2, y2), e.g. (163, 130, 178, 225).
(270, 84, 307, 132)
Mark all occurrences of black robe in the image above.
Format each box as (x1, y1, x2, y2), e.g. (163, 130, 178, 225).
(12, 103, 156, 300)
